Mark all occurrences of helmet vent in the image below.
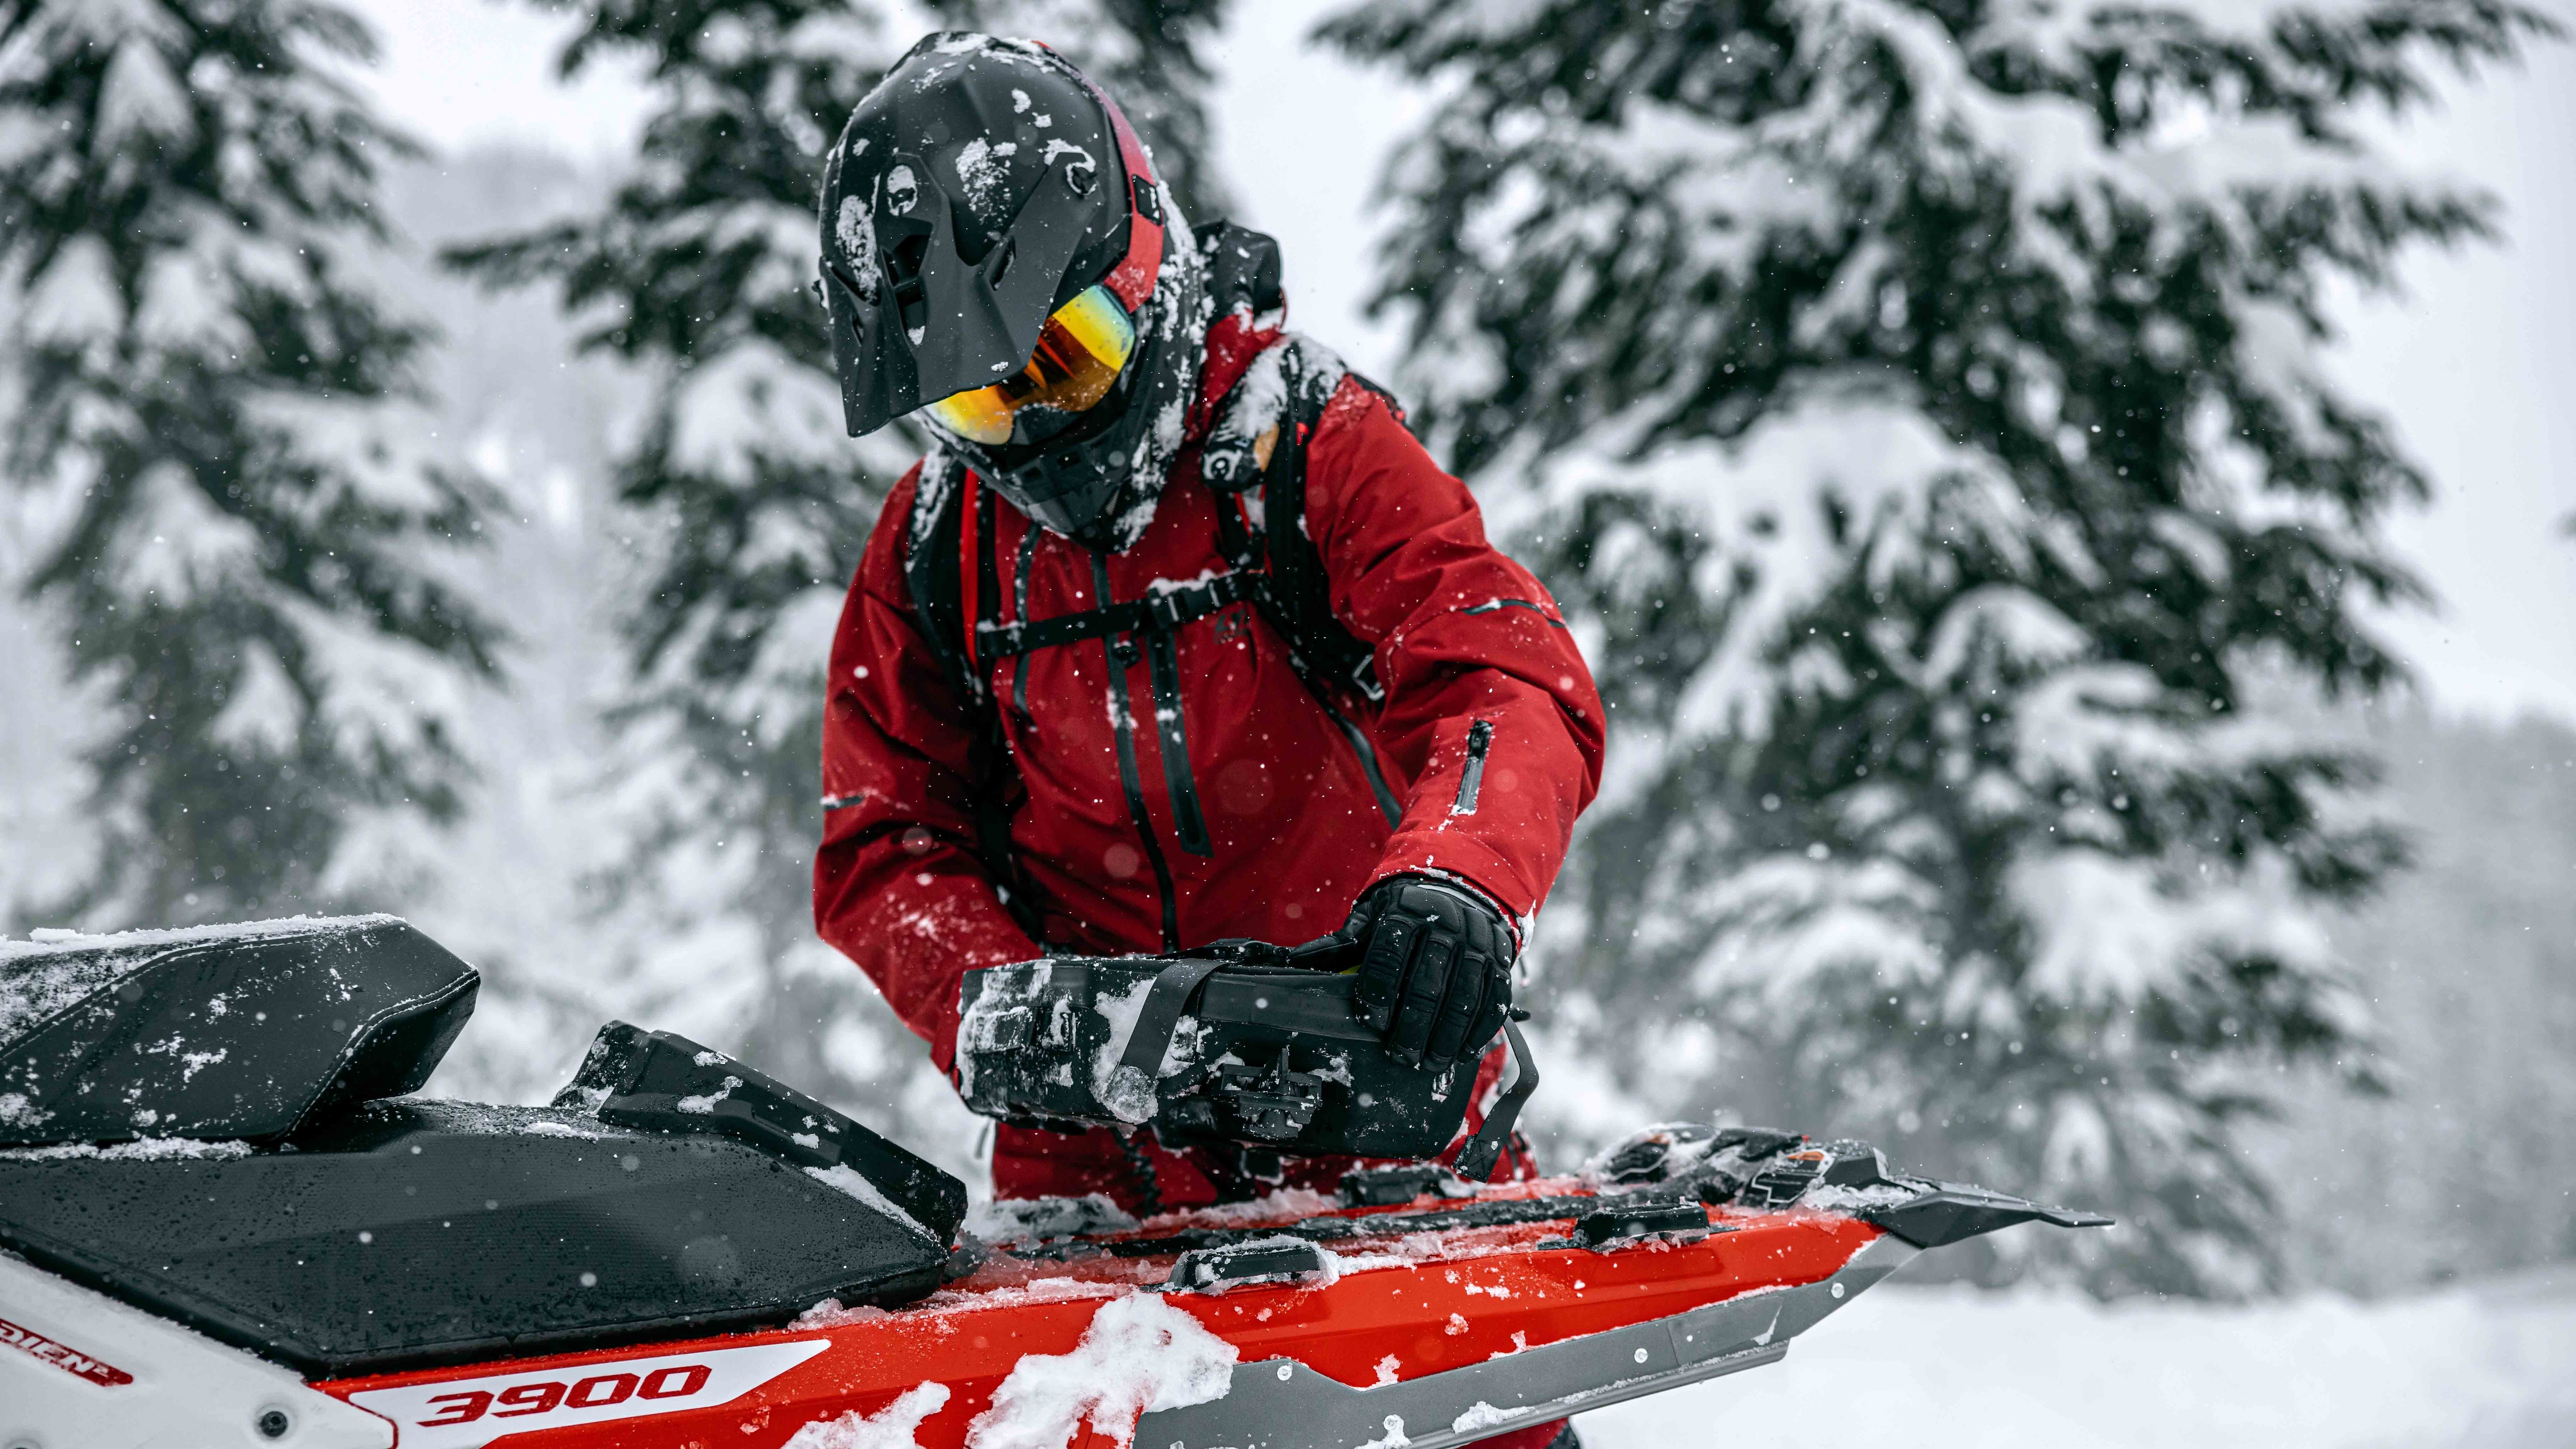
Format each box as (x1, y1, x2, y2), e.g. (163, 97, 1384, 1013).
(888, 232, 931, 334)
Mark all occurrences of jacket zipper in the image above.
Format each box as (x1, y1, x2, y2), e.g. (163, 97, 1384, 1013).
(1451, 719, 1493, 816)
(1093, 553, 1181, 950)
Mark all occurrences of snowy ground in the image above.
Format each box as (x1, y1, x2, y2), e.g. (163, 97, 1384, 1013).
(1577, 1268, 2576, 1449)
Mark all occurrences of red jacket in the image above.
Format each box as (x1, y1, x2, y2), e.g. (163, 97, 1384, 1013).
(813, 315, 1605, 1096)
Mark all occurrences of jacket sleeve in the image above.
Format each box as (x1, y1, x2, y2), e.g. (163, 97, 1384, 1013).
(814, 466, 1040, 1075)
(1301, 381, 1608, 925)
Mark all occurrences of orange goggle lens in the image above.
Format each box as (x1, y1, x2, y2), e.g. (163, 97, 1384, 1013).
(925, 285, 1138, 445)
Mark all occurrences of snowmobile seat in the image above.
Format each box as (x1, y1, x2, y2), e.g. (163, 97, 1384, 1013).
(0, 1096, 958, 1376)
(0, 915, 478, 1147)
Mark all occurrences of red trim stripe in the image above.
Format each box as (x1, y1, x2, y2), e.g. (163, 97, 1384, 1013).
(959, 471, 982, 675)
(1039, 44, 1164, 313)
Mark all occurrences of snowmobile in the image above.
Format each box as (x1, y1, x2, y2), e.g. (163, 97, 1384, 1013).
(0, 916, 2105, 1449)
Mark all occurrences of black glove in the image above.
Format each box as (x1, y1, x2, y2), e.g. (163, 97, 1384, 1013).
(1342, 875, 1516, 1069)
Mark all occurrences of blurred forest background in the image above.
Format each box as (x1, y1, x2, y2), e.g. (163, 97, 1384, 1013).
(2, 0, 2570, 1319)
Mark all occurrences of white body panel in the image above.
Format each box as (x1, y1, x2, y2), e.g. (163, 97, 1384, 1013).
(0, 1252, 392, 1449)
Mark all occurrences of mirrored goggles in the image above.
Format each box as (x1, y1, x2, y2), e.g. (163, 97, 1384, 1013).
(924, 284, 1138, 446)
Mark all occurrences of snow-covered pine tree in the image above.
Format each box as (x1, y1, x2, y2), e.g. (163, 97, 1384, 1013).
(451, 1, 1229, 1159)
(0, 0, 500, 928)
(1326, 0, 2554, 1294)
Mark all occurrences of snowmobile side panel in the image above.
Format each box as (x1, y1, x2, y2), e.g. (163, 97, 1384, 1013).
(0, 1100, 951, 1377)
(1138, 1235, 1918, 1449)
(304, 1199, 1892, 1448)
(0, 1250, 393, 1449)
(0, 916, 477, 1147)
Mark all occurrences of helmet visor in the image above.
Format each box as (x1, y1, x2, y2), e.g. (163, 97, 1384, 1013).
(924, 285, 1137, 446)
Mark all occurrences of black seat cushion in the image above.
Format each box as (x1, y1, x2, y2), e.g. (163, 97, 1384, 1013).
(0, 916, 477, 1146)
(0, 1100, 951, 1375)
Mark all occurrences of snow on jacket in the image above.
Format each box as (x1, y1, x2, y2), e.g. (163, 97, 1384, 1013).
(812, 310, 1606, 1080)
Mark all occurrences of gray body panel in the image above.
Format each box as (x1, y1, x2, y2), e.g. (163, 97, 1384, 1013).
(1139, 1233, 1918, 1449)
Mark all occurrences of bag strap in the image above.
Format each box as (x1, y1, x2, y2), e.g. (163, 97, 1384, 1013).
(1112, 957, 1230, 1096)
(1452, 1020, 1540, 1183)
(900, 461, 1037, 936)
(975, 570, 1258, 659)
(1244, 383, 1383, 705)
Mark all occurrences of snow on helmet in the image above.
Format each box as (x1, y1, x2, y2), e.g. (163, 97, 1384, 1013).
(819, 32, 1205, 547)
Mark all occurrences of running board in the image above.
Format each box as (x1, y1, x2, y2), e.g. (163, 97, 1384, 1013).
(1138, 1233, 1919, 1449)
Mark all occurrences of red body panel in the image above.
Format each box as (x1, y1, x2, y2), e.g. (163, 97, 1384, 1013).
(312, 1194, 1879, 1449)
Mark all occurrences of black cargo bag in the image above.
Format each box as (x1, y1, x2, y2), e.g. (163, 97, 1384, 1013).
(955, 944, 1537, 1180)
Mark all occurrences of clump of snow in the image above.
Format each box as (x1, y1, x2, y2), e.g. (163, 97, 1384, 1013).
(1580, 1122, 1725, 1190)
(914, 1276, 1131, 1316)
(964, 1194, 1138, 1246)
(793, 1298, 893, 1327)
(676, 1076, 742, 1114)
(956, 960, 1059, 1100)
(1089, 976, 1159, 1123)
(785, 1381, 951, 1449)
(806, 1164, 939, 1247)
(1140, 1186, 1338, 1233)
(1, 1136, 254, 1162)
(0, 915, 404, 963)
(951, 137, 1019, 217)
(964, 1293, 1236, 1449)
(833, 196, 878, 301)
(517, 1120, 604, 1140)
(1452, 1403, 1519, 1435)
(1, 914, 404, 1042)
(1801, 1182, 1918, 1213)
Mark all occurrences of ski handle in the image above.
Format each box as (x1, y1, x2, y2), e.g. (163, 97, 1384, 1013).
(1114, 937, 1540, 1183)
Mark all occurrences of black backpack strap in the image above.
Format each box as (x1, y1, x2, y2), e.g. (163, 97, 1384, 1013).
(899, 458, 1038, 936)
(1251, 376, 1384, 706)
(1190, 336, 1404, 829)
(976, 570, 1259, 659)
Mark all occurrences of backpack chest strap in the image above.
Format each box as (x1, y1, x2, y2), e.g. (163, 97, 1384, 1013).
(975, 569, 1260, 660)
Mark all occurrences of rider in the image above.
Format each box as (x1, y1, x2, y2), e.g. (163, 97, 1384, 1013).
(811, 34, 1604, 1220)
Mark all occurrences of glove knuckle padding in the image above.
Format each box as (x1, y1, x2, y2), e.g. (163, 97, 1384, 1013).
(1357, 915, 1419, 1030)
(1395, 934, 1455, 1061)
(1427, 947, 1490, 1065)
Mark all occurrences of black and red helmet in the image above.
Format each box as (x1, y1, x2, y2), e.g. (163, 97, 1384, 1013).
(819, 34, 1201, 544)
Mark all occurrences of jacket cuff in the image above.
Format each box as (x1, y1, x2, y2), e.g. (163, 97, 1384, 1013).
(1364, 836, 1536, 946)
